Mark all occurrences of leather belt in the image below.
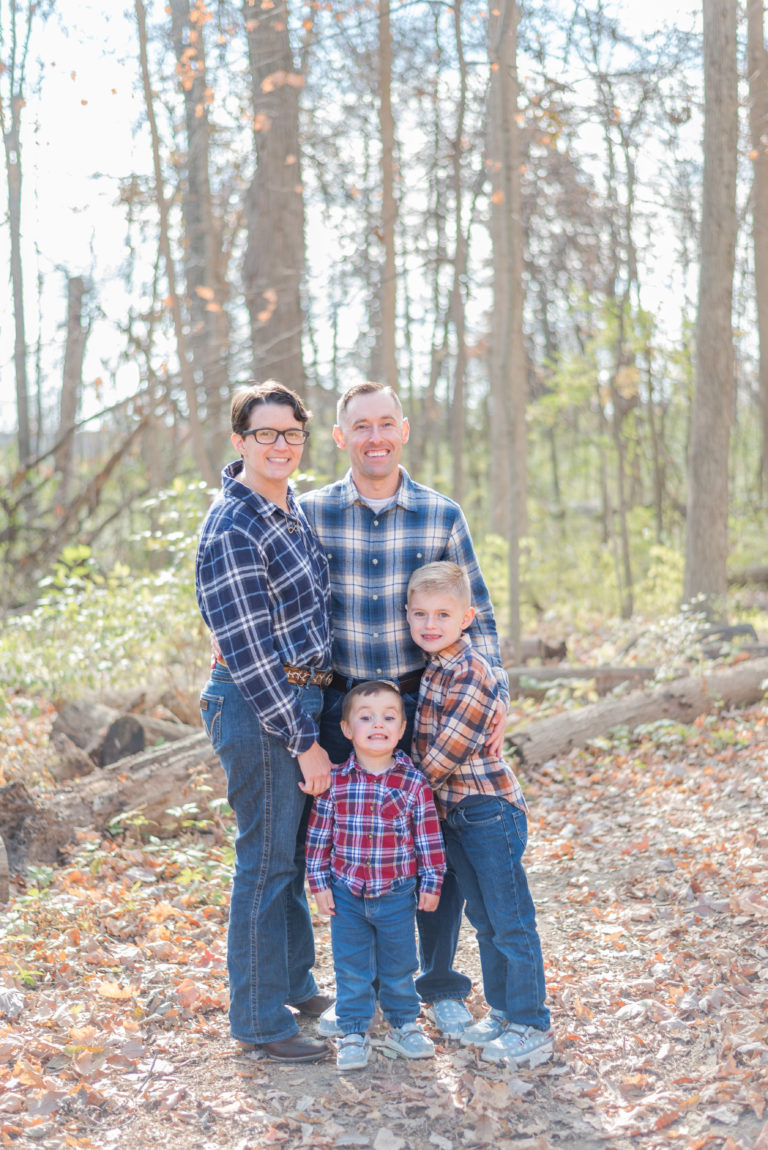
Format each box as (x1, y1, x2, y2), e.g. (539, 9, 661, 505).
(216, 657, 332, 688)
(329, 669, 424, 696)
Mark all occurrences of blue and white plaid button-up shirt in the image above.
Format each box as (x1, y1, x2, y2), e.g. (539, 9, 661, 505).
(300, 468, 508, 701)
(196, 461, 332, 754)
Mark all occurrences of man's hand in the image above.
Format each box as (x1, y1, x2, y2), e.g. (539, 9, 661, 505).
(487, 698, 508, 759)
(297, 741, 333, 796)
(314, 888, 335, 916)
(418, 890, 440, 913)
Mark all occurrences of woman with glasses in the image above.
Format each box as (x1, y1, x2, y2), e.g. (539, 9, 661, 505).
(196, 381, 333, 1063)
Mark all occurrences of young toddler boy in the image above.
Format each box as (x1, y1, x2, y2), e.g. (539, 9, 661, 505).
(406, 561, 553, 1066)
(305, 680, 446, 1072)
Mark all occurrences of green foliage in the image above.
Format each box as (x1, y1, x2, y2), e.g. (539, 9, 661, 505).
(0, 480, 211, 701)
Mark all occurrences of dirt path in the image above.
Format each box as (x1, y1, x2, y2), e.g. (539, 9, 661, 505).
(2, 704, 768, 1148)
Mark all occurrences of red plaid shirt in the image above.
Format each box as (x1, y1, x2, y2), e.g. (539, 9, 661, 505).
(412, 635, 527, 818)
(305, 750, 446, 898)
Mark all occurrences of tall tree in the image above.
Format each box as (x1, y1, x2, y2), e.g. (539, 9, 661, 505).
(243, 0, 305, 386)
(55, 275, 89, 502)
(0, 0, 52, 464)
(683, 0, 738, 607)
(377, 0, 397, 389)
(487, 0, 525, 655)
(748, 0, 768, 493)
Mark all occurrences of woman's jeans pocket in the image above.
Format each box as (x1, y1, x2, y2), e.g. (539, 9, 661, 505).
(200, 690, 224, 752)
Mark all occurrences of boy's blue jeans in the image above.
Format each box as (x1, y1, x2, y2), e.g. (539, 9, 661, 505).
(329, 877, 421, 1035)
(200, 663, 322, 1044)
(319, 684, 472, 1003)
(443, 796, 551, 1030)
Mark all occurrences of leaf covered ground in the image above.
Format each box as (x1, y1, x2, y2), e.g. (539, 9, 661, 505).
(2, 700, 768, 1149)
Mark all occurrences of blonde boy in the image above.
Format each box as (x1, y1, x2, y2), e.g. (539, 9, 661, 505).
(406, 562, 553, 1066)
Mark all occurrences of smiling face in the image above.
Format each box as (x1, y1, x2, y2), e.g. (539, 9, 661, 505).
(406, 588, 476, 655)
(332, 391, 410, 498)
(231, 401, 307, 504)
(340, 688, 407, 772)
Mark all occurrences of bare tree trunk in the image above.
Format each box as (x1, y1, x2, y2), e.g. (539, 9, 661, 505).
(0, 4, 37, 464)
(683, 0, 738, 608)
(748, 0, 768, 496)
(449, 0, 468, 505)
(135, 0, 216, 487)
(378, 0, 398, 389)
(169, 0, 230, 448)
(243, 0, 305, 387)
(55, 276, 89, 502)
(487, 0, 525, 659)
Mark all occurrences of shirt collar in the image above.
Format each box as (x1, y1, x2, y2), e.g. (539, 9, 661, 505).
(428, 633, 472, 669)
(340, 466, 417, 511)
(340, 747, 411, 776)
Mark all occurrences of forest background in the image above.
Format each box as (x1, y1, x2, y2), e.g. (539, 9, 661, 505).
(0, 0, 765, 690)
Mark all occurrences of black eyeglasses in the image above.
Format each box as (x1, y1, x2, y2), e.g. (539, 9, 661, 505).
(241, 427, 310, 445)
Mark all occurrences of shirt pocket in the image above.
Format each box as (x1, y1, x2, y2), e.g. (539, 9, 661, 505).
(379, 792, 410, 823)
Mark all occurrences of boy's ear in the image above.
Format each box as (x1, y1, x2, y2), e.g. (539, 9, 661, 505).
(340, 719, 352, 741)
(461, 605, 476, 631)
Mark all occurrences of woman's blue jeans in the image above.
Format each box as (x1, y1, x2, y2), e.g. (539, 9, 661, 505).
(330, 877, 420, 1034)
(443, 796, 550, 1029)
(319, 685, 472, 1004)
(200, 664, 322, 1044)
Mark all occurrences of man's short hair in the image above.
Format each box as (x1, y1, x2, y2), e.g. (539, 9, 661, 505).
(341, 679, 405, 723)
(231, 380, 311, 435)
(336, 381, 403, 425)
(407, 561, 472, 607)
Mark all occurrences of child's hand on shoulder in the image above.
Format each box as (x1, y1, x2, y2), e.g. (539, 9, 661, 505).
(418, 891, 440, 913)
(314, 888, 336, 916)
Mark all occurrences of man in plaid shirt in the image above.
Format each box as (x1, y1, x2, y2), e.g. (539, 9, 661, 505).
(300, 382, 509, 1041)
(306, 680, 446, 1070)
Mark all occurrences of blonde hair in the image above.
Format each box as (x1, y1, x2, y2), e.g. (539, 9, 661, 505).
(407, 561, 471, 607)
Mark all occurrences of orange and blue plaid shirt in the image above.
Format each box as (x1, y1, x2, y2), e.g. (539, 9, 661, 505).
(412, 635, 527, 819)
(305, 750, 446, 898)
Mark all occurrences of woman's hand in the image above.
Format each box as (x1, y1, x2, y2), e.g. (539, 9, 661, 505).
(297, 742, 333, 795)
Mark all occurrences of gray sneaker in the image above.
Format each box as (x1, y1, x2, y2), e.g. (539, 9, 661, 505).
(317, 1004, 341, 1038)
(425, 998, 473, 1040)
(481, 1023, 554, 1067)
(459, 1009, 508, 1047)
(382, 1022, 435, 1059)
(336, 1033, 371, 1072)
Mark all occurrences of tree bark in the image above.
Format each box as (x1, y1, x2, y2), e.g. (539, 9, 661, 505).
(243, 0, 305, 386)
(683, 0, 738, 607)
(487, 0, 525, 659)
(748, 0, 768, 495)
(55, 276, 89, 502)
(378, 0, 398, 389)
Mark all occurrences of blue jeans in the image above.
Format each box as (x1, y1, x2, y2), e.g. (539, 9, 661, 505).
(200, 663, 322, 1044)
(330, 877, 420, 1034)
(443, 797, 550, 1030)
(319, 685, 472, 1003)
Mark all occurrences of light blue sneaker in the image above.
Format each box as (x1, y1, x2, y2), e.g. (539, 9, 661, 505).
(425, 998, 473, 1039)
(336, 1033, 371, 1072)
(481, 1023, 554, 1067)
(382, 1023, 435, 1059)
(459, 1009, 508, 1047)
(317, 1004, 341, 1038)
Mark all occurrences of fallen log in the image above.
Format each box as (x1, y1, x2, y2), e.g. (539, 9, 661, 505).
(0, 731, 224, 879)
(505, 664, 670, 697)
(508, 656, 768, 768)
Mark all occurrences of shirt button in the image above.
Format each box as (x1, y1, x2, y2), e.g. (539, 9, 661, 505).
(372, 558, 378, 565)
(416, 552, 422, 558)
(373, 520, 379, 526)
(376, 668, 382, 674)
(373, 632, 379, 638)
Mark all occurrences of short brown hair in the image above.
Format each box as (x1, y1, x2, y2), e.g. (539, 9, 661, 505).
(407, 561, 471, 607)
(231, 381, 311, 436)
(341, 679, 404, 723)
(336, 381, 403, 425)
